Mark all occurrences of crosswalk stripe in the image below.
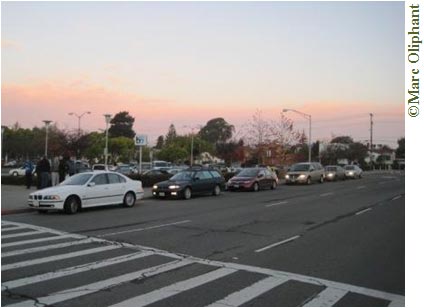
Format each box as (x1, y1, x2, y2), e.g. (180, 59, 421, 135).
(8, 259, 193, 307)
(1, 230, 46, 239)
(209, 276, 289, 307)
(2, 251, 153, 291)
(1, 235, 80, 248)
(2, 238, 95, 258)
(113, 267, 237, 307)
(303, 287, 348, 307)
(2, 245, 118, 271)
(1, 226, 27, 232)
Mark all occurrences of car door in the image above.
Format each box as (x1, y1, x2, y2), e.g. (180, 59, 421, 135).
(85, 173, 111, 207)
(107, 173, 126, 204)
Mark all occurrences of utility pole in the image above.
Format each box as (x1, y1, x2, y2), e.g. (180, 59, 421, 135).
(370, 113, 374, 170)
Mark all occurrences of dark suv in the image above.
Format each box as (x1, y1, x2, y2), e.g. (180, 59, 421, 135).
(152, 167, 225, 199)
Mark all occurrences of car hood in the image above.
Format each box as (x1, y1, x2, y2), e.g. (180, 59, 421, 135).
(155, 180, 189, 188)
(286, 171, 308, 175)
(230, 176, 255, 181)
(30, 185, 82, 196)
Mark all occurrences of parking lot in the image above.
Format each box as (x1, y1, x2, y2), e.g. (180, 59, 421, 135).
(1, 171, 404, 306)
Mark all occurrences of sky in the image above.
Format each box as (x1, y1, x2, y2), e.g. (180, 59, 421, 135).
(1, 1, 404, 147)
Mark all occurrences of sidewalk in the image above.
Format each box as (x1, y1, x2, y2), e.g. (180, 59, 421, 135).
(1, 185, 37, 215)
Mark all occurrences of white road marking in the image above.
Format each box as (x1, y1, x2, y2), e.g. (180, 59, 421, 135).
(355, 208, 372, 216)
(255, 235, 301, 253)
(1, 238, 94, 258)
(303, 287, 348, 306)
(319, 192, 334, 197)
(98, 220, 192, 237)
(265, 201, 288, 208)
(1, 235, 78, 248)
(2, 245, 118, 271)
(113, 267, 237, 307)
(1, 226, 27, 231)
(1, 230, 46, 239)
(209, 276, 289, 306)
(357, 185, 366, 189)
(2, 251, 153, 291)
(9, 259, 192, 307)
(392, 195, 402, 201)
(378, 181, 388, 185)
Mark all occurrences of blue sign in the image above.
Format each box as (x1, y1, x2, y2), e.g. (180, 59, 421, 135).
(135, 134, 148, 146)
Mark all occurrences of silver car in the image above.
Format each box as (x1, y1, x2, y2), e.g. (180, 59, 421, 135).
(344, 165, 363, 179)
(285, 162, 325, 185)
(324, 165, 346, 181)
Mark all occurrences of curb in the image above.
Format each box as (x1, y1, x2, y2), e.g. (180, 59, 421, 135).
(1, 208, 35, 216)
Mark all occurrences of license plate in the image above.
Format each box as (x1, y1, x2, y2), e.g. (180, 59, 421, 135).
(159, 192, 165, 197)
(33, 200, 39, 207)
(233, 184, 239, 188)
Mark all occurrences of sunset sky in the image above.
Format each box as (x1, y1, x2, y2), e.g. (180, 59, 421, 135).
(1, 1, 404, 147)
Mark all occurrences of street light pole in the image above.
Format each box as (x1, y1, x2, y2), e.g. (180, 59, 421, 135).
(42, 120, 52, 157)
(104, 114, 112, 167)
(68, 111, 91, 136)
(283, 109, 312, 163)
(183, 125, 201, 166)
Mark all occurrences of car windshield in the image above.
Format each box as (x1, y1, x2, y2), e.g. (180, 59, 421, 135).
(170, 171, 195, 181)
(237, 168, 259, 177)
(291, 164, 310, 171)
(325, 166, 337, 171)
(345, 166, 355, 170)
(60, 173, 93, 186)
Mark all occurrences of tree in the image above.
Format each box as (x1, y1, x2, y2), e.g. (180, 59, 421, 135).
(395, 137, 405, 159)
(109, 111, 136, 138)
(199, 118, 234, 146)
(331, 136, 354, 144)
(165, 124, 177, 145)
(156, 135, 164, 149)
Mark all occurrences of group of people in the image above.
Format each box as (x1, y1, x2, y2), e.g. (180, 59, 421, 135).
(23, 156, 77, 189)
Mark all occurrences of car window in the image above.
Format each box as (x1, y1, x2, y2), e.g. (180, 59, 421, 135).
(291, 164, 310, 171)
(108, 173, 122, 184)
(92, 174, 108, 185)
(210, 171, 222, 178)
(238, 168, 259, 177)
(61, 173, 93, 186)
(197, 171, 213, 180)
(118, 174, 127, 183)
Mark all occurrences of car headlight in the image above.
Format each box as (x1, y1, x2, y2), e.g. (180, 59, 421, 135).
(153, 185, 158, 189)
(298, 174, 306, 179)
(43, 195, 60, 200)
(348, 171, 354, 175)
(169, 185, 180, 189)
(285, 175, 290, 179)
(328, 173, 334, 177)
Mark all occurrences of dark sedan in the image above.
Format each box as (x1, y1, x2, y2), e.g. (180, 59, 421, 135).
(152, 168, 225, 200)
(324, 165, 346, 181)
(227, 167, 278, 192)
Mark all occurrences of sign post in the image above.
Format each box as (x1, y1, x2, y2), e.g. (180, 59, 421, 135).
(135, 135, 148, 174)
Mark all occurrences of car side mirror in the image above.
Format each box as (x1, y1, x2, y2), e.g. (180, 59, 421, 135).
(88, 182, 96, 187)
(310, 167, 315, 171)
(258, 174, 264, 178)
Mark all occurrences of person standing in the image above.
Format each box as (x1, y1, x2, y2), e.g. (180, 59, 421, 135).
(59, 156, 67, 183)
(39, 156, 51, 189)
(23, 160, 34, 189)
(66, 157, 76, 177)
(35, 158, 42, 189)
(51, 156, 60, 186)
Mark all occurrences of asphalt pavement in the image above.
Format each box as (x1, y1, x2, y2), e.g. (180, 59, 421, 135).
(1, 170, 405, 306)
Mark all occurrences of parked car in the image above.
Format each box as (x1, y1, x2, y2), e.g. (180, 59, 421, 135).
(285, 162, 325, 184)
(28, 171, 144, 214)
(142, 169, 170, 176)
(227, 167, 278, 191)
(324, 165, 346, 181)
(92, 164, 115, 171)
(152, 167, 225, 199)
(8, 166, 28, 176)
(4, 160, 18, 167)
(344, 165, 363, 179)
(115, 164, 136, 175)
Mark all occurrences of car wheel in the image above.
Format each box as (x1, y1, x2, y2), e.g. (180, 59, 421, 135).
(271, 181, 277, 190)
(183, 187, 192, 200)
(213, 185, 221, 196)
(38, 210, 48, 214)
(253, 182, 259, 192)
(123, 192, 136, 207)
(64, 196, 79, 214)
(306, 177, 311, 185)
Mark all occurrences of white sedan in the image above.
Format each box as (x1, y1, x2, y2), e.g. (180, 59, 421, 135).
(28, 171, 144, 214)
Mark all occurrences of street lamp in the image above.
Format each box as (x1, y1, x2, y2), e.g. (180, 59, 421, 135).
(68, 111, 91, 136)
(183, 125, 201, 166)
(104, 114, 112, 167)
(42, 120, 52, 157)
(283, 109, 312, 163)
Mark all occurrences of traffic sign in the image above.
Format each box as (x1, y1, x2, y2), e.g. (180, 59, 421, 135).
(135, 135, 148, 146)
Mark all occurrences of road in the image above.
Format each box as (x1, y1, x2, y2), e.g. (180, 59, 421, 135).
(1, 172, 405, 306)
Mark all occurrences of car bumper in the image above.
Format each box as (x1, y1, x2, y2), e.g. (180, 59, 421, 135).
(28, 200, 63, 210)
(285, 177, 308, 184)
(227, 183, 253, 191)
(152, 189, 182, 198)
(345, 173, 356, 178)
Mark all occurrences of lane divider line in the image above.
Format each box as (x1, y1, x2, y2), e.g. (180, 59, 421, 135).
(255, 235, 301, 253)
(98, 220, 192, 237)
(265, 201, 288, 208)
(391, 195, 402, 201)
(319, 192, 334, 197)
(356, 185, 366, 189)
(355, 208, 372, 216)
